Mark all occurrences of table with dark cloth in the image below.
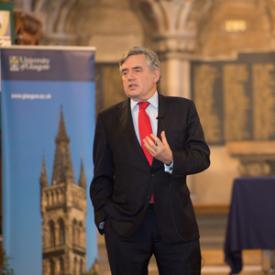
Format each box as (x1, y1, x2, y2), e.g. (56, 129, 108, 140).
(224, 176, 275, 274)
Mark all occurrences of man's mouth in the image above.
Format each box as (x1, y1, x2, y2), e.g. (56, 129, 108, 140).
(128, 83, 138, 89)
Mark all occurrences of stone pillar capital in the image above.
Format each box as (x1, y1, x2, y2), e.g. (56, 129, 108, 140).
(132, 0, 197, 52)
(154, 31, 196, 56)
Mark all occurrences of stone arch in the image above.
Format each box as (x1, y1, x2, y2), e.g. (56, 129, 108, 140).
(30, 0, 77, 45)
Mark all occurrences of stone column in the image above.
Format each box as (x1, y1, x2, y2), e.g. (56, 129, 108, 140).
(159, 51, 191, 98)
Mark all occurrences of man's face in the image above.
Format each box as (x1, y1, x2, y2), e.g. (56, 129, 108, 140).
(120, 54, 160, 101)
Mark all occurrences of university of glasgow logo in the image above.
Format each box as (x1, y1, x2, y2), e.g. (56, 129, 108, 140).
(8, 55, 50, 72)
(9, 56, 20, 72)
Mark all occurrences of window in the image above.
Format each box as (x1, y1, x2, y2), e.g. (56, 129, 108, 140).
(49, 221, 56, 247)
(58, 219, 65, 245)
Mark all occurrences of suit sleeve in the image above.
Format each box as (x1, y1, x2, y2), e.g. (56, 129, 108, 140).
(90, 113, 113, 232)
(172, 101, 210, 176)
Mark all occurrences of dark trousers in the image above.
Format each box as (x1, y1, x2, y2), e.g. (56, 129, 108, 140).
(104, 206, 201, 275)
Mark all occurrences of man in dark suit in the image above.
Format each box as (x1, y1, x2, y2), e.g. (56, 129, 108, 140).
(90, 46, 210, 275)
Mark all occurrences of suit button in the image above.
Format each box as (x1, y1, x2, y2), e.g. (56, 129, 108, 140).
(151, 173, 154, 177)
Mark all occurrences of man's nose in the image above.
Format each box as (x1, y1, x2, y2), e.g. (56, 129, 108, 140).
(127, 70, 135, 80)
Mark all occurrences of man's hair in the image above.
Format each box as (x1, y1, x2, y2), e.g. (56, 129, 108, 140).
(119, 46, 160, 71)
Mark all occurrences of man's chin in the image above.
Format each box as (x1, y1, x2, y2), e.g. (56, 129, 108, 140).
(126, 90, 140, 98)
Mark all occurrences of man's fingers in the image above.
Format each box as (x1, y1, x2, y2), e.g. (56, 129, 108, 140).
(161, 131, 168, 145)
(150, 134, 162, 146)
(144, 136, 156, 148)
(144, 136, 159, 155)
(143, 133, 172, 164)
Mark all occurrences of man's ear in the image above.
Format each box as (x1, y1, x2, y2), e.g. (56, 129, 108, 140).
(153, 69, 161, 83)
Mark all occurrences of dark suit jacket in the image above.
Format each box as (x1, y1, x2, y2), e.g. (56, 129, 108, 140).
(90, 94, 210, 242)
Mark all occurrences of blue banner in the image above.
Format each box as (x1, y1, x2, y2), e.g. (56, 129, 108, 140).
(1, 46, 97, 275)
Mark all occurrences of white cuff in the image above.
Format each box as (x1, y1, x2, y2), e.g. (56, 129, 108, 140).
(164, 161, 173, 174)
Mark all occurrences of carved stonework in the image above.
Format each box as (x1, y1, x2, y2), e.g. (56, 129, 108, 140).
(239, 161, 271, 177)
(227, 141, 275, 176)
(31, 0, 78, 45)
(131, 0, 197, 53)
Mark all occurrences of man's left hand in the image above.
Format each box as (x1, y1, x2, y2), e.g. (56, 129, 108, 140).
(143, 131, 173, 165)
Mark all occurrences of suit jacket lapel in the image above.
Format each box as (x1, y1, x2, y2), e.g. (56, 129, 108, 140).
(152, 94, 168, 169)
(157, 94, 168, 137)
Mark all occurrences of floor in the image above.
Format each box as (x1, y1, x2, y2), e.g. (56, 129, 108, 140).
(97, 239, 274, 275)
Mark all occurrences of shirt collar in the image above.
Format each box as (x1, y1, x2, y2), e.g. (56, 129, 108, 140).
(130, 91, 158, 111)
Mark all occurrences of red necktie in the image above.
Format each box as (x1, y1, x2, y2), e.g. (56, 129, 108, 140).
(138, 102, 154, 203)
(138, 101, 153, 165)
